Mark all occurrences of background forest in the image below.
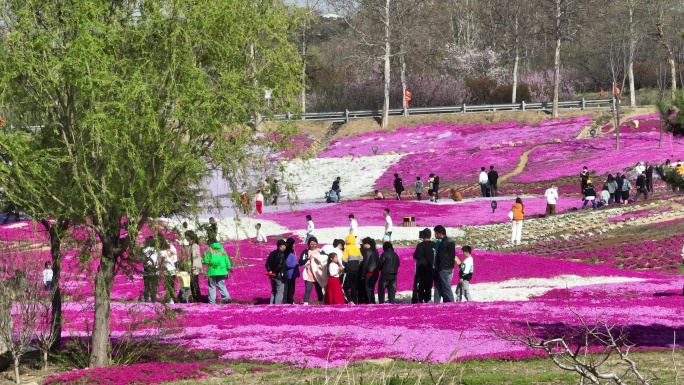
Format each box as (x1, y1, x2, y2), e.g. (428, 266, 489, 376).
(298, 0, 684, 114)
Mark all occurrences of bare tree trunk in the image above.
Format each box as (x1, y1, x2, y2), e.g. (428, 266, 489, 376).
(669, 55, 677, 101)
(627, 3, 637, 106)
(551, 0, 561, 118)
(89, 251, 116, 368)
(512, 13, 520, 104)
(43, 350, 48, 371)
(400, 51, 407, 112)
(512, 49, 520, 103)
(381, 0, 391, 128)
(552, 37, 561, 117)
(13, 356, 19, 384)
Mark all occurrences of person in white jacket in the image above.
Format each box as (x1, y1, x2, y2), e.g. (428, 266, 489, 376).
(634, 162, 645, 177)
(478, 167, 489, 197)
(348, 214, 358, 236)
(305, 215, 315, 244)
(544, 185, 558, 216)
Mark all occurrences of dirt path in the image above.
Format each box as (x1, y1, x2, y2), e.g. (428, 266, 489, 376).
(498, 144, 547, 184)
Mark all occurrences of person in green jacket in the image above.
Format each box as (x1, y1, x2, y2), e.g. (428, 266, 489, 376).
(202, 242, 232, 304)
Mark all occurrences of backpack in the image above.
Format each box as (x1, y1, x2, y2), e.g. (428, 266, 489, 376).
(298, 249, 310, 266)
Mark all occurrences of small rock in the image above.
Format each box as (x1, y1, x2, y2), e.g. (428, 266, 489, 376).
(356, 358, 395, 367)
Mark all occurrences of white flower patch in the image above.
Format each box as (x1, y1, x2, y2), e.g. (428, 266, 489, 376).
(282, 155, 404, 200)
(161, 217, 291, 242)
(393, 275, 645, 303)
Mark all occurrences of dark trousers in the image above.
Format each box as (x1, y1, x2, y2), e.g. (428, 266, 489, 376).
(286, 278, 297, 304)
(416, 193, 422, 201)
(489, 184, 498, 197)
(303, 281, 323, 303)
(545, 204, 556, 216)
(415, 266, 433, 303)
(190, 274, 201, 302)
(342, 271, 359, 304)
(480, 183, 488, 197)
(396, 191, 402, 200)
(143, 275, 158, 303)
(365, 274, 378, 304)
(608, 193, 615, 204)
(378, 274, 397, 304)
(646, 178, 653, 192)
(357, 275, 368, 304)
(634, 188, 648, 201)
(615, 189, 622, 204)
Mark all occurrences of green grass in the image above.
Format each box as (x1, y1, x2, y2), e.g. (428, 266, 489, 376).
(167, 349, 684, 384)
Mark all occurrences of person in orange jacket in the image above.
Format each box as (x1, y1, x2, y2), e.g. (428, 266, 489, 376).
(510, 197, 524, 245)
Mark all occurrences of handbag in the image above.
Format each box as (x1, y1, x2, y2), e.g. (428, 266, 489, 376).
(508, 211, 514, 221)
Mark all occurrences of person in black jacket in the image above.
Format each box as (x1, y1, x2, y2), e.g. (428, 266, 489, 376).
(378, 242, 400, 304)
(579, 166, 589, 194)
(433, 175, 440, 200)
(614, 173, 624, 204)
(644, 162, 654, 193)
(331, 177, 341, 202)
(634, 171, 648, 201)
(582, 180, 598, 210)
(265, 239, 287, 304)
(488, 166, 499, 197)
(393, 173, 405, 200)
(433, 225, 455, 303)
(361, 237, 380, 304)
(412, 228, 435, 303)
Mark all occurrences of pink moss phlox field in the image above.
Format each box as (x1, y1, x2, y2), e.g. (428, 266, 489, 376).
(509, 132, 684, 183)
(260, 198, 583, 231)
(522, 234, 684, 272)
(57, 285, 683, 367)
(43, 362, 214, 385)
(320, 117, 592, 158)
(374, 146, 527, 190)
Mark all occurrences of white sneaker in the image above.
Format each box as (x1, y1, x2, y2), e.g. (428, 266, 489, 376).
(303, 302, 308, 305)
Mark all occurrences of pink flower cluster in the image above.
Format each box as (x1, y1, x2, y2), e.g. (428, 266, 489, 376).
(522, 233, 684, 272)
(509, 132, 681, 183)
(320, 117, 592, 159)
(261, 197, 583, 231)
(43, 362, 215, 385)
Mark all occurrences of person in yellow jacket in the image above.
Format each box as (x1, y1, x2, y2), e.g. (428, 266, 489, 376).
(510, 197, 525, 245)
(342, 234, 363, 304)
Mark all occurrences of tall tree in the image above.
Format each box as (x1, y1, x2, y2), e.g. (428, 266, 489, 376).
(330, 0, 394, 127)
(484, 0, 533, 103)
(542, 0, 585, 117)
(650, 0, 680, 102)
(0, 0, 301, 368)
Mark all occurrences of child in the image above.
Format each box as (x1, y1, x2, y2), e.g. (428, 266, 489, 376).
(455, 246, 474, 301)
(43, 261, 53, 291)
(414, 177, 424, 201)
(373, 190, 385, 200)
(255, 223, 268, 243)
(324, 253, 345, 305)
(177, 267, 192, 303)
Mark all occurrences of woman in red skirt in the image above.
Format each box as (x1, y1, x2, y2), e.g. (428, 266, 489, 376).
(324, 253, 345, 305)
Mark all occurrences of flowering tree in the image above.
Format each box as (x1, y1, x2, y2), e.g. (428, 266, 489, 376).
(0, 0, 301, 368)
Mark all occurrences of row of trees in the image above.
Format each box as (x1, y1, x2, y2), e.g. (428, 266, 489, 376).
(0, 0, 302, 372)
(299, 0, 684, 125)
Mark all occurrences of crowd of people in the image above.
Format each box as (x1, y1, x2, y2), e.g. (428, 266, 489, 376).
(264, 225, 474, 305)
